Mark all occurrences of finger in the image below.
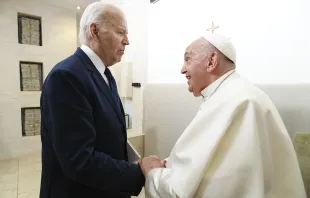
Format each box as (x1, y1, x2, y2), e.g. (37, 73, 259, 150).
(151, 155, 161, 161)
(161, 160, 167, 166)
(149, 155, 159, 160)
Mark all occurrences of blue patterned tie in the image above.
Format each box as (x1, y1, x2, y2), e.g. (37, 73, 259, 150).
(104, 68, 122, 110)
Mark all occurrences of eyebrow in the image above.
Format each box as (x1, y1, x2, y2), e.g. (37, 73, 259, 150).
(118, 27, 127, 33)
(108, 22, 127, 32)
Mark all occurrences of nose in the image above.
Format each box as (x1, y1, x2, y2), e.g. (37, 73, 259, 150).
(122, 34, 129, 46)
(181, 64, 187, 74)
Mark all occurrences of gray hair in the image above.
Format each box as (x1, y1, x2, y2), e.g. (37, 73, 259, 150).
(78, 2, 121, 45)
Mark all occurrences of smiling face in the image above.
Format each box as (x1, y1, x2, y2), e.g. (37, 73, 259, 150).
(90, 8, 129, 66)
(181, 38, 220, 96)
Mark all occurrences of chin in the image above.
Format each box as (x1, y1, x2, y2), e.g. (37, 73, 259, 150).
(111, 59, 121, 66)
(117, 55, 123, 61)
(190, 89, 200, 97)
(191, 92, 199, 97)
(114, 57, 120, 62)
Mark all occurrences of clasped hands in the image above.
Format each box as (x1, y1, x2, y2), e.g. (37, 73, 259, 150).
(137, 155, 166, 176)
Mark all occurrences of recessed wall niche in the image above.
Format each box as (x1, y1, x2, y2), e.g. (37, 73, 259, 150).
(21, 107, 41, 137)
(17, 13, 42, 46)
(20, 61, 43, 91)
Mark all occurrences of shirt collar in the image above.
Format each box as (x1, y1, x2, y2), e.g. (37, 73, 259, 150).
(201, 69, 235, 99)
(80, 44, 106, 74)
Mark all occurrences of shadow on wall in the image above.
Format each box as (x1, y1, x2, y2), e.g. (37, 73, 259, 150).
(278, 108, 309, 139)
(257, 84, 310, 139)
(143, 83, 201, 158)
(143, 127, 157, 156)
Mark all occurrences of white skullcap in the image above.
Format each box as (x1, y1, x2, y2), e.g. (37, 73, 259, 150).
(204, 33, 236, 63)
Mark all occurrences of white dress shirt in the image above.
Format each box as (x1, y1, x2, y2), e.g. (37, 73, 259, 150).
(80, 44, 109, 87)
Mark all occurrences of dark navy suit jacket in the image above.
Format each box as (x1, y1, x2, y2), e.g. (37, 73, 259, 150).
(39, 48, 145, 198)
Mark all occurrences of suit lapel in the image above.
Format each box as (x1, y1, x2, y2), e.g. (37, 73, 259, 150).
(92, 72, 125, 124)
(75, 48, 125, 126)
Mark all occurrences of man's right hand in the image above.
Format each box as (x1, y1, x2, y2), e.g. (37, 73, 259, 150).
(138, 155, 165, 176)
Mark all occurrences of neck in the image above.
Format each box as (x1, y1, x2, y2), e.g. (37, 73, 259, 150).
(204, 66, 235, 88)
(87, 41, 111, 67)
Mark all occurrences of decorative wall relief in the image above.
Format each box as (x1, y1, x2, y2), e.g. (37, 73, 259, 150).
(18, 13, 42, 46)
(21, 107, 41, 136)
(20, 61, 43, 91)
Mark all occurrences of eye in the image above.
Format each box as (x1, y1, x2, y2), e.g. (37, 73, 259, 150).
(118, 31, 124, 35)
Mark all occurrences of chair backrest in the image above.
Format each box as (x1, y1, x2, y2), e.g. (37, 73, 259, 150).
(293, 132, 310, 197)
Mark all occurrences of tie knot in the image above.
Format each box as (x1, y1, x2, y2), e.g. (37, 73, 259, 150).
(104, 67, 112, 77)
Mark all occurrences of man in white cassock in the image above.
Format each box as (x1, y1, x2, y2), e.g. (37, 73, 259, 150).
(140, 33, 307, 198)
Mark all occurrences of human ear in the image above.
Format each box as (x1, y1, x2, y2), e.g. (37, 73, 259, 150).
(206, 52, 218, 72)
(90, 23, 100, 42)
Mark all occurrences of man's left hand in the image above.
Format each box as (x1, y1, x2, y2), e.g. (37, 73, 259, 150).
(138, 155, 164, 176)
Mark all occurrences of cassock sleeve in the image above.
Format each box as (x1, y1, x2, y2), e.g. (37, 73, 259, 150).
(145, 99, 268, 198)
(145, 168, 177, 198)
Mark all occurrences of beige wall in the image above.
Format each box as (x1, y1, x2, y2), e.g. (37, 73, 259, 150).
(0, 0, 149, 160)
(0, 0, 77, 160)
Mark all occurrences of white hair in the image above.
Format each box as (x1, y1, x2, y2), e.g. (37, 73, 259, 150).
(78, 2, 122, 45)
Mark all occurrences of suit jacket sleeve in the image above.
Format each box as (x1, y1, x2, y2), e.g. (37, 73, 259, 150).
(43, 68, 144, 195)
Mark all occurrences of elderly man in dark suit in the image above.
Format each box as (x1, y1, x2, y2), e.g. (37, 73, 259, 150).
(39, 2, 163, 198)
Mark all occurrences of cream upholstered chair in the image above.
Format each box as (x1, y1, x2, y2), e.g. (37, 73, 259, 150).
(293, 132, 310, 197)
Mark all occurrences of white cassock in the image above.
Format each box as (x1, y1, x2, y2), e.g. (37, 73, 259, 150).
(145, 70, 306, 198)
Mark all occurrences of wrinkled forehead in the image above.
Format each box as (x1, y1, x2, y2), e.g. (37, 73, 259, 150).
(185, 38, 208, 57)
(104, 10, 128, 31)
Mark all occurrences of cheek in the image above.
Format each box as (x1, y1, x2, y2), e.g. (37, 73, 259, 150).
(113, 34, 122, 43)
(189, 65, 199, 78)
(110, 38, 121, 53)
(190, 65, 205, 84)
(100, 35, 112, 47)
